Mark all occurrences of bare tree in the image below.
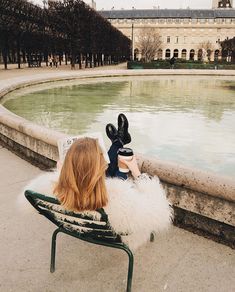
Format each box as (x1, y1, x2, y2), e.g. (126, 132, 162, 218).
(137, 28, 162, 62)
(221, 37, 235, 62)
(0, 0, 130, 70)
(197, 41, 214, 62)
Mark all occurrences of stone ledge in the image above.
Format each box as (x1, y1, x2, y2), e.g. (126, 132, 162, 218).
(138, 155, 235, 204)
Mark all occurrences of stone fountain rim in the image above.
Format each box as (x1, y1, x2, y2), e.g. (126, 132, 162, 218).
(0, 69, 235, 203)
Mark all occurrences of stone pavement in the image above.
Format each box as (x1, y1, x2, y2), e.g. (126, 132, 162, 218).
(0, 145, 235, 292)
(0, 62, 128, 80)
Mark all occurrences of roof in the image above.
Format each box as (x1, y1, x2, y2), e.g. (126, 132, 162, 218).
(99, 9, 235, 19)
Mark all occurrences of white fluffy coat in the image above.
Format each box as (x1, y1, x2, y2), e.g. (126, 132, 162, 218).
(23, 171, 173, 250)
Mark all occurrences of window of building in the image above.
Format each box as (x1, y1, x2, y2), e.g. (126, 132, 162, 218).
(190, 49, 195, 61)
(174, 49, 179, 58)
(181, 49, 187, 60)
(198, 49, 203, 61)
(165, 49, 171, 59)
(175, 36, 179, 44)
(167, 36, 170, 43)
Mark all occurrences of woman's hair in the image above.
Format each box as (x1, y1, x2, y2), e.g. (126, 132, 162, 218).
(53, 137, 108, 212)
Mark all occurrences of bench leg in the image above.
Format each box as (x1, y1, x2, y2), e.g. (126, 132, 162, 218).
(124, 248, 134, 292)
(50, 228, 61, 273)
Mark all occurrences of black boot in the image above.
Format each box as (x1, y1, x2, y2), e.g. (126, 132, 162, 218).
(105, 123, 119, 143)
(117, 113, 131, 145)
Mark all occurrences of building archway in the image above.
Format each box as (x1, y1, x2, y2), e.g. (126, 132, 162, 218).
(214, 50, 220, 61)
(190, 49, 195, 60)
(181, 49, 187, 60)
(173, 49, 179, 58)
(165, 49, 171, 59)
(198, 49, 203, 61)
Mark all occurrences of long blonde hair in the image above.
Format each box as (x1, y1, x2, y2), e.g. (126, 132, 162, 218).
(53, 138, 108, 212)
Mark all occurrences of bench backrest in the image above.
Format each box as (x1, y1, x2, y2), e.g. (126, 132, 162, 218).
(25, 190, 121, 244)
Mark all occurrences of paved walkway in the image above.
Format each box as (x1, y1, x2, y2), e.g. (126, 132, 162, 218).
(0, 142, 235, 292)
(0, 62, 128, 80)
(0, 66, 235, 291)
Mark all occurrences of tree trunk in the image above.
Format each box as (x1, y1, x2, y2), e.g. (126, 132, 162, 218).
(2, 48, 8, 70)
(77, 53, 82, 69)
(71, 53, 76, 69)
(65, 53, 68, 65)
(22, 50, 26, 63)
(85, 53, 88, 68)
(17, 38, 21, 69)
(2, 34, 8, 69)
(93, 54, 96, 67)
(89, 53, 92, 68)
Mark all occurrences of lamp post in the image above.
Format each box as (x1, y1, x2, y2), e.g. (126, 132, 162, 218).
(131, 20, 134, 61)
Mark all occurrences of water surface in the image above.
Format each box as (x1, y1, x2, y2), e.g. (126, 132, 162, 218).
(3, 76, 235, 177)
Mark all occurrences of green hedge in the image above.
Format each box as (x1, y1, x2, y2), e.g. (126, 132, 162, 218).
(127, 61, 235, 70)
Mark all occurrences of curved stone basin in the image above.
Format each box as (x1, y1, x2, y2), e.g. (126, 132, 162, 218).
(0, 70, 234, 245)
(2, 75, 235, 177)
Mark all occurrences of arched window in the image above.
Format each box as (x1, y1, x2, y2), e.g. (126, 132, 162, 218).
(190, 49, 195, 60)
(198, 49, 203, 61)
(165, 49, 171, 59)
(207, 49, 212, 61)
(214, 50, 220, 61)
(181, 49, 187, 60)
(157, 49, 163, 59)
(173, 49, 179, 58)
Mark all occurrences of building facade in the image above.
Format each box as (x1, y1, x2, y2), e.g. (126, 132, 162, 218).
(99, 5, 235, 61)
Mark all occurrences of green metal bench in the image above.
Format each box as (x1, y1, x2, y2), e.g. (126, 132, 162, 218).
(25, 190, 134, 292)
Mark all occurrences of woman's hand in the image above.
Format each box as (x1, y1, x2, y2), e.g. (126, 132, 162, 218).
(119, 155, 141, 179)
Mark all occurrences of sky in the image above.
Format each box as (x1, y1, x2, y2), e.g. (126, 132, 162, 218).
(32, 0, 217, 10)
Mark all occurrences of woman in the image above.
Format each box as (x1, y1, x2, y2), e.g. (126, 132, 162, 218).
(25, 115, 173, 250)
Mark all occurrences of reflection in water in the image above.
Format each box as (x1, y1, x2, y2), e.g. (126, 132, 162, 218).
(3, 76, 235, 177)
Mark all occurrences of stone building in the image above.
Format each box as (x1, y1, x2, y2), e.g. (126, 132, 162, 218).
(99, 3, 235, 61)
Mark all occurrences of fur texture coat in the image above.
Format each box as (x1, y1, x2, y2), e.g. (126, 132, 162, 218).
(23, 171, 173, 250)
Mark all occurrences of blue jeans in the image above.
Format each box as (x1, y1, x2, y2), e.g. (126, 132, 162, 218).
(106, 140, 128, 180)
